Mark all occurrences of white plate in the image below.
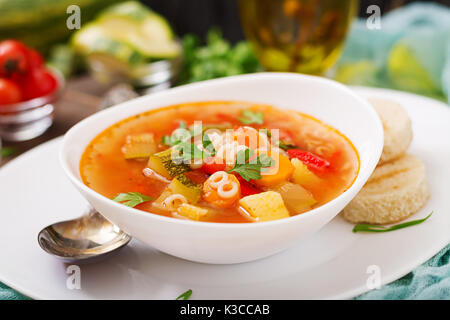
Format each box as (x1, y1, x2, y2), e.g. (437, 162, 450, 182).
(0, 87, 449, 300)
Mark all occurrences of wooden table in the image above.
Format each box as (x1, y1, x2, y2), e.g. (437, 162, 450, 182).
(1, 76, 109, 166)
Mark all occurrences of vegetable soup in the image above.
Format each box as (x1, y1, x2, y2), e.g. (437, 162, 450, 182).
(80, 101, 359, 223)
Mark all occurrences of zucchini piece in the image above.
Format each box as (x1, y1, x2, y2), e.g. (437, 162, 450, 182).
(168, 174, 202, 204)
(122, 133, 157, 159)
(154, 173, 202, 209)
(147, 148, 191, 179)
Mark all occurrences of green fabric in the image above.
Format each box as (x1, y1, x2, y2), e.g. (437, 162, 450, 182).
(356, 244, 450, 300)
(0, 282, 30, 300)
(334, 2, 450, 103)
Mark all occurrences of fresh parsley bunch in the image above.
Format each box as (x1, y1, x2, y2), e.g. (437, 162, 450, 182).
(178, 29, 260, 84)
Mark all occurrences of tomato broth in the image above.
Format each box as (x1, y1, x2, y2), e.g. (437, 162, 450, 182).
(80, 101, 359, 223)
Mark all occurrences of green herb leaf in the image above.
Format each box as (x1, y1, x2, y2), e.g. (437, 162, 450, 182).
(352, 212, 433, 233)
(178, 29, 260, 85)
(228, 149, 274, 181)
(176, 289, 192, 300)
(238, 109, 264, 125)
(112, 192, 152, 208)
(161, 121, 190, 146)
(1, 147, 17, 158)
(174, 142, 204, 162)
(202, 133, 216, 156)
(178, 121, 187, 129)
(261, 128, 272, 138)
(278, 140, 298, 151)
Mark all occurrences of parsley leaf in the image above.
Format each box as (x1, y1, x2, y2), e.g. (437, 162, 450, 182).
(228, 149, 274, 181)
(353, 212, 433, 233)
(278, 140, 298, 151)
(238, 109, 264, 125)
(112, 192, 152, 208)
(161, 121, 190, 146)
(173, 142, 204, 163)
(1, 147, 17, 158)
(260, 128, 272, 138)
(173, 134, 216, 163)
(176, 289, 192, 300)
(202, 133, 216, 156)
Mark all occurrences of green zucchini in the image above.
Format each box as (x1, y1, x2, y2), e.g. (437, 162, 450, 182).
(122, 133, 157, 159)
(148, 148, 191, 179)
(154, 173, 202, 207)
(0, 0, 123, 53)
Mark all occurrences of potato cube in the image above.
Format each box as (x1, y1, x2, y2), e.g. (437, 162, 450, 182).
(291, 158, 321, 189)
(177, 204, 209, 221)
(239, 191, 290, 222)
(273, 182, 317, 213)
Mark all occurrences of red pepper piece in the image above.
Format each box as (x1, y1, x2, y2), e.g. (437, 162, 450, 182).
(201, 157, 226, 175)
(287, 149, 330, 173)
(235, 175, 261, 196)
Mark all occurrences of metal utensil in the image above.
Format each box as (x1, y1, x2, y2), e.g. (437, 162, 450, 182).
(38, 206, 131, 262)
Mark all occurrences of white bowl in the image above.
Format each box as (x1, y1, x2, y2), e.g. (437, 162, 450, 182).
(60, 73, 383, 264)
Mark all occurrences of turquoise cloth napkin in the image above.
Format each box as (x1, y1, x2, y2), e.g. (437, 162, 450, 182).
(356, 244, 450, 300)
(1, 244, 449, 299)
(335, 2, 450, 103)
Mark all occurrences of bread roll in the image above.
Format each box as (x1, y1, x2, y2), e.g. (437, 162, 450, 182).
(342, 154, 429, 224)
(370, 99, 413, 165)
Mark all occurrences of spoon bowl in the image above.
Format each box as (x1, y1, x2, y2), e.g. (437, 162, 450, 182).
(38, 207, 131, 262)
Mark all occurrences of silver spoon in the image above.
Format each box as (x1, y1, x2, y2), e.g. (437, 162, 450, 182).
(38, 206, 131, 262)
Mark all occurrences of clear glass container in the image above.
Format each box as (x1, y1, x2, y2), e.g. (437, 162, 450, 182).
(0, 69, 64, 142)
(86, 53, 182, 92)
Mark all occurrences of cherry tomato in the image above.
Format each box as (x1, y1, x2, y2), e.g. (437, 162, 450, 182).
(287, 149, 330, 173)
(0, 78, 22, 105)
(0, 40, 29, 77)
(26, 49, 44, 70)
(22, 68, 57, 100)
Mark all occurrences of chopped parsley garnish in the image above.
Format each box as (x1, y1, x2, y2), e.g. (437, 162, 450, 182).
(202, 133, 216, 156)
(227, 149, 274, 181)
(1, 147, 17, 158)
(278, 140, 298, 151)
(260, 128, 272, 138)
(173, 142, 204, 162)
(161, 121, 189, 146)
(173, 134, 216, 163)
(112, 192, 152, 208)
(352, 213, 432, 233)
(238, 109, 264, 125)
(176, 289, 192, 300)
